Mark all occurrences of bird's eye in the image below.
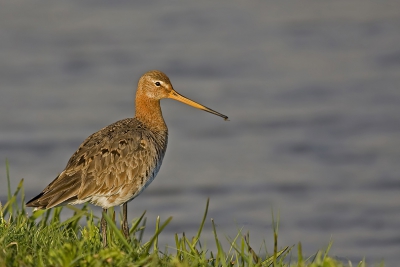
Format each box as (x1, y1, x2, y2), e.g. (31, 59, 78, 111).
(155, 82, 161, 86)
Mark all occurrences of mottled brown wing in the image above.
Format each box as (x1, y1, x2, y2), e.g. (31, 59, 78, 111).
(27, 118, 167, 209)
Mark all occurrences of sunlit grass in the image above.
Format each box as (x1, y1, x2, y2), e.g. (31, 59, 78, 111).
(0, 162, 375, 266)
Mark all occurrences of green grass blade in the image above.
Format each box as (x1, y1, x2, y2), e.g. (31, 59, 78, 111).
(142, 216, 172, 256)
(211, 218, 228, 267)
(130, 210, 146, 235)
(138, 217, 147, 243)
(298, 242, 304, 266)
(193, 198, 209, 246)
(2, 178, 24, 218)
(60, 208, 89, 227)
(154, 215, 160, 252)
(6, 159, 11, 201)
(262, 246, 289, 266)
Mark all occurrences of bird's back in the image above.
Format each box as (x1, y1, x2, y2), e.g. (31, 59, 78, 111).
(26, 118, 168, 209)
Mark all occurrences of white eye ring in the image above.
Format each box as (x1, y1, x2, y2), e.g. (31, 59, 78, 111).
(155, 82, 161, 86)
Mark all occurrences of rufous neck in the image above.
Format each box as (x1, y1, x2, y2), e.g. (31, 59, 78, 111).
(134, 96, 167, 131)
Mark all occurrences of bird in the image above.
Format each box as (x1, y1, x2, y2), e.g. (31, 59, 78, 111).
(26, 70, 228, 247)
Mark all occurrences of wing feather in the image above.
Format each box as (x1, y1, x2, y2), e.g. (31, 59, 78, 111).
(27, 118, 168, 209)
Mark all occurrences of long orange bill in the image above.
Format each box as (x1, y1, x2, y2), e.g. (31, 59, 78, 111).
(168, 90, 228, 121)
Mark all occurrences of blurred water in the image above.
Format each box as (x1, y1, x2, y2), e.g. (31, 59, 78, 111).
(1, 1, 400, 264)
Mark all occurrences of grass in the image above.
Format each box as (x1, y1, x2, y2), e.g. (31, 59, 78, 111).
(0, 162, 377, 266)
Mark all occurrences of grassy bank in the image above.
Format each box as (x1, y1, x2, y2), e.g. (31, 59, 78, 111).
(1, 165, 374, 266)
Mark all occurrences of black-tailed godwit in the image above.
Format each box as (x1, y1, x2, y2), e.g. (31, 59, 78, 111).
(26, 70, 228, 247)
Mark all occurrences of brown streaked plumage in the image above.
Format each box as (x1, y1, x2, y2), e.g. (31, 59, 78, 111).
(26, 70, 228, 247)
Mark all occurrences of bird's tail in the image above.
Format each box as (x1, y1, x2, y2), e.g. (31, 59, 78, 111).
(26, 173, 81, 209)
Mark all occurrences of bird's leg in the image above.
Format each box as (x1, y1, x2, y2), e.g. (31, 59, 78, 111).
(122, 202, 130, 241)
(101, 208, 108, 248)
